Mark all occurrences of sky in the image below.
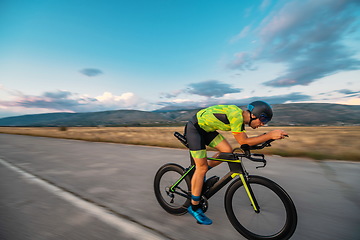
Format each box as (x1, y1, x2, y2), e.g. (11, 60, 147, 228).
(0, 0, 360, 118)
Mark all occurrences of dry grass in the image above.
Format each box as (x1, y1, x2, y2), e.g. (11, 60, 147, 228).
(0, 126, 359, 161)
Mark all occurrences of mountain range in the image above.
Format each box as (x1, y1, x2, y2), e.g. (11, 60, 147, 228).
(0, 103, 359, 127)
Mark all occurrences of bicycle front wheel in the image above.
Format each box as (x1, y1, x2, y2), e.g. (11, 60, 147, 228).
(154, 163, 191, 215)
(225, 176, 297, 240)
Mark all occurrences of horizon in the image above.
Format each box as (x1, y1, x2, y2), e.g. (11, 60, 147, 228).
(1, 0, 360, 118)
(1, 102, 359, 119)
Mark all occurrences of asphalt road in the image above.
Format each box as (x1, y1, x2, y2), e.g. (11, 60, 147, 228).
(0, 134, 359, 240)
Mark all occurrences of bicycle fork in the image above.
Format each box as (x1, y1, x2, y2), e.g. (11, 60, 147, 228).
(232, 173, 260, 213)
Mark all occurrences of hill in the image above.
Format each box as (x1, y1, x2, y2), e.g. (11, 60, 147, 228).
(0, 103, 359, 127)
(0, 110, 171, 127)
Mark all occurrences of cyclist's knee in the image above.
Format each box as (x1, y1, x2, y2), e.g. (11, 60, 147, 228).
(220, 146, 232, 153)
(195, 163, 209, 174)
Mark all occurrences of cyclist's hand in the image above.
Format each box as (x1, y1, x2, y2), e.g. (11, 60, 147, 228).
(268, 130, 288, 140)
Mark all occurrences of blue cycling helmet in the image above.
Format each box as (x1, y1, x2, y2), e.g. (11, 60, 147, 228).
(247, 101, 273, 124)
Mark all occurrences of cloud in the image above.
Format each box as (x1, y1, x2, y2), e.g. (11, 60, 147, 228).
(11, 90, 87, 111)
(94, 92, 146, 109)
(260, 0, 271, 11)
(159, 90, 183, 99)
(229, 0, 360, 87)
(159, 92, 312, 109)
(161, 80, 242, 99)
(230, 26, 251, 43)
(43, 90, 73, 99)
(0, 90, 156, 116)
(186, 80, 242, 98)
(80, 68, 103, 77)
(227, 52, 256, 71)
(229, 92, 312, 105)
(335, 89, 360, 96)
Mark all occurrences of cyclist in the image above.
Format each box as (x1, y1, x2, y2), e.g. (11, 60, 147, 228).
(184, 101, 288, 225)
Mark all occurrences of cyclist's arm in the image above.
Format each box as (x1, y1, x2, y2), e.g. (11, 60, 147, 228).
(234, 130, 288, 146)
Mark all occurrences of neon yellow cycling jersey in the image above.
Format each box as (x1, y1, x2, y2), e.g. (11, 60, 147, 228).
(196, 105, 245, 134)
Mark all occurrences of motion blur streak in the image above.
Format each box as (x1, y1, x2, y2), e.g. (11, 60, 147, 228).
(0, 158, 166, 240)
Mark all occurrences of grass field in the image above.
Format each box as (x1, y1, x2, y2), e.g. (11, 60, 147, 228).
(0, 126, 359, 161)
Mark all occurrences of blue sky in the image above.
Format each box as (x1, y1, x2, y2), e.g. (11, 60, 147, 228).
(0, 0, 359, 118)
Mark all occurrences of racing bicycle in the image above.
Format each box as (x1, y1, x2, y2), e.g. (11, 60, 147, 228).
(154, 132, 297, 240)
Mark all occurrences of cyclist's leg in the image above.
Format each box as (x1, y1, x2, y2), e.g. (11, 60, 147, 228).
(188, 155, 212, 225)
(185, 119, 212, 224)
(207, 134, 233, 168)
(184, 120, 208, 204)
(191, 156, 208, 202)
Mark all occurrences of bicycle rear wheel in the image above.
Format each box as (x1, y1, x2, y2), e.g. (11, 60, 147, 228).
(154, 163, 191, 215)
(225, 176, 297, 240)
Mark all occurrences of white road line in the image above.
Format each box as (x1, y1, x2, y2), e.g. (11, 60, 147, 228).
(0, 158, 167, 240)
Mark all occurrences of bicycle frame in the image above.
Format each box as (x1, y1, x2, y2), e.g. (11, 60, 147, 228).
(157, 132, 297, 239)
(170, 153, 261, 213)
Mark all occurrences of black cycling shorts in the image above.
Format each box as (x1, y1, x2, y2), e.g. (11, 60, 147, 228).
(184, 116, 224, 158)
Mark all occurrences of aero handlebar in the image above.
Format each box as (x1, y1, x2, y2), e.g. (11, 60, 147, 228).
(174, 131, 289, 169)
(234, 135, 289, 168)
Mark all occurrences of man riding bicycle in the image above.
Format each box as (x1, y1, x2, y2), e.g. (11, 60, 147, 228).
(184, 101, 288, 225)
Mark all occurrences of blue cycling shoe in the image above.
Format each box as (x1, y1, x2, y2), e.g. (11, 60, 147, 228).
(187, 206, 213, 225)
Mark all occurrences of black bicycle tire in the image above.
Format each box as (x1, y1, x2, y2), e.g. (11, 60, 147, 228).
(154, 163, 191, 215)
(224, 176, 297, 240)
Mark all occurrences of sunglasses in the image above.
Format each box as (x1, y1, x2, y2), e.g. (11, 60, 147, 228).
(258, 114, 271, 124)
